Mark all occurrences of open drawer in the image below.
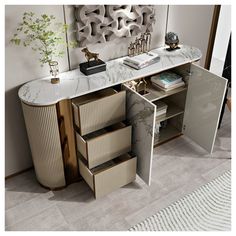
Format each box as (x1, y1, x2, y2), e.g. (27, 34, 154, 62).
(78, 153, 137, 198)
(75, 122, 132, 169)
(72, 88, 126, 136)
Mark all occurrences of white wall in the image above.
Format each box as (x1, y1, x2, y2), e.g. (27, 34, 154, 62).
(5, 5, 69, 176)
(210, 5, 231, 76)
(5, 5, 214, 176)
(167, 5, 214, 67)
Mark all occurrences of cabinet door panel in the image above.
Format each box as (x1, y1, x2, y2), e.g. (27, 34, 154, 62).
(122, 84, 156, 185)
(183, 64, 227, 153)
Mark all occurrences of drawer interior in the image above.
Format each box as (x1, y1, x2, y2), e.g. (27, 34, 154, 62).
(76, 122, 132, 168)
(72, 88, 118, 106)
(91, 152, 136, 175)
(81, 122, 127, 141)
(78, 152, 136, 198)
(80, 152, 136, 176)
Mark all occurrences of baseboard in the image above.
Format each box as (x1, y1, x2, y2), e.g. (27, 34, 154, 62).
(5, 166, 34, 180)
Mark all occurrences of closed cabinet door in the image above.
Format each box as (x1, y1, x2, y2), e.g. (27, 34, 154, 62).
(183, 64, 227, 153)
(122, 84, 156, 185)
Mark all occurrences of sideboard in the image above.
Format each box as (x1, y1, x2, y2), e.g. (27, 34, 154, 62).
(18, 45, 227, 197)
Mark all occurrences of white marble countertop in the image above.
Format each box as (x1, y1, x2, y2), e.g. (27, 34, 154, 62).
(18, 45, 202, 106)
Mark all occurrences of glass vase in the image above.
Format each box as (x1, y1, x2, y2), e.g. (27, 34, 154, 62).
(49, 61, 60, 84)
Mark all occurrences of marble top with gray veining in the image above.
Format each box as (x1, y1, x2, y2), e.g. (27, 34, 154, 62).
(18, 45, 202, 106)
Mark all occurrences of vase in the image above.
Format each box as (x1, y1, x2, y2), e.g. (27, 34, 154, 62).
(49, 61, 60, 84)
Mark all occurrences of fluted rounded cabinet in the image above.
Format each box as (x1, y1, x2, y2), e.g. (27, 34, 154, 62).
(21, 102, 66, 189)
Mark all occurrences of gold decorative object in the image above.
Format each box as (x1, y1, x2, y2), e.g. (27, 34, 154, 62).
(49, 61, 60, 84)
(140, 33, 146, 52)
(125, 80, 138, 91)
(125, 78, 148, 94)
(81, 47, 99, 64)
(128, 30, 152, 57)
(136, 78, 148, 94)
(144, 29, 152, 51)
(128, 42, 135, 56)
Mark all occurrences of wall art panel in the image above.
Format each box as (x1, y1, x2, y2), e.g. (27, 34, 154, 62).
(74, 5, 155, 46)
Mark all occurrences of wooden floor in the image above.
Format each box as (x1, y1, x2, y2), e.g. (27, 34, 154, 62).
(5, 108, 231, 231)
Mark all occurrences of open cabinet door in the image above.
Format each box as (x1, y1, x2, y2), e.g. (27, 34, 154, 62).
(183, 64, 227, 153)
(122, 84, 156, 185)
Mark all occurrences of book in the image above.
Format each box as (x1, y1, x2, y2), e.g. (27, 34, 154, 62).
(154, 122, 161, 140)
(151, 72, 182, 88)
(154, 101, 168, 117)
(123, 57, 160, 69)
(154, 101, 168, 111)
(152, 81, 185, 92)
(156, 109, 167, 117)
(124, 51, 159, 66)
(123, 52, 160, 70)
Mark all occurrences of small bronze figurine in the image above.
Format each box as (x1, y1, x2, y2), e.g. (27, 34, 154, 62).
(125, 80, 138, 91)
(81, 47, 99, 63)
(136, 78, 148, 94)
(80, 47, 106, 75)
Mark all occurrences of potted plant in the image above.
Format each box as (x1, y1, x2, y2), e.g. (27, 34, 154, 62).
(10, 12, 77, 84)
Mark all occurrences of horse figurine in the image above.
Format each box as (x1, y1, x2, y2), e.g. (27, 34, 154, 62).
(81, 47, 99, 63)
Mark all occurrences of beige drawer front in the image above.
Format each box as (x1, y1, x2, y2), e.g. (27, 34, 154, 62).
(78, 153, 136, 198)
(76, 122, 132, 169)
(72, 88, 126, 136)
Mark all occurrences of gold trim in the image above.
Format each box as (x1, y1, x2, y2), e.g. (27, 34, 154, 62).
(204, 5, 221, 69)
(57, 99, 79, 184)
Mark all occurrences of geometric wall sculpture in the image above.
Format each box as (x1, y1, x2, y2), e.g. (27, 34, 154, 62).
(74, 5, 155, 47)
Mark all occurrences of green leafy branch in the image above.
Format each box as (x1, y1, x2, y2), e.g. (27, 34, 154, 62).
(10, 12, 77, 66)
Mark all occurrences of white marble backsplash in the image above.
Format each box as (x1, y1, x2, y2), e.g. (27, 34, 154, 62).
(18, 45, 202, 106)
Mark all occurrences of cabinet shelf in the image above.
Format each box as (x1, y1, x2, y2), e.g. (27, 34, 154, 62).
(155, 102, 184, 123)
(154, 125, 182, 146)
(143, 81, 187, 102)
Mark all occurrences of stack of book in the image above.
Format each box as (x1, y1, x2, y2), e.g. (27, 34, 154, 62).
(154, 122, 161, 141)
(123, 52, 160, 70)
(151, 72, 185, 92)
(155, 100, 168, 118)
(155, 120, 169, 142)
(154, 101, 168, 142)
